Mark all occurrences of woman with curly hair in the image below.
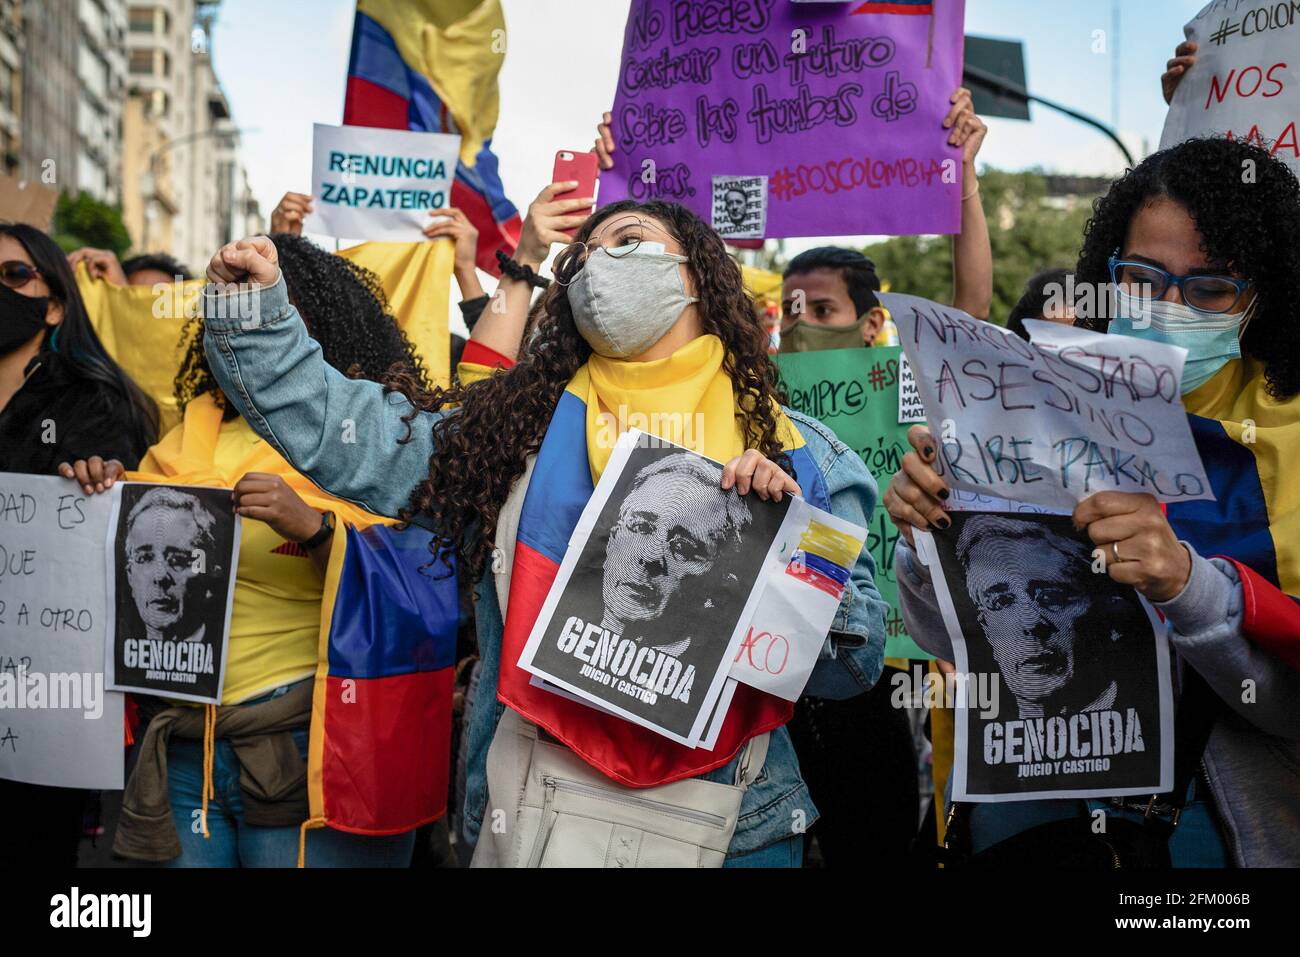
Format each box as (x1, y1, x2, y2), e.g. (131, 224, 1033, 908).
(196, 198, 887, 868)
(66, 234, 430, 867)
(885, 137, 1300, 867)
(173, 232, 428, 414)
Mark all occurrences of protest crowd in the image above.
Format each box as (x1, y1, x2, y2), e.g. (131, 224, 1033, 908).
(2, 0, 1299, 882)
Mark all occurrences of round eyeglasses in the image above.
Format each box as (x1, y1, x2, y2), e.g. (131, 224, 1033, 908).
(553, 216, 674, 287)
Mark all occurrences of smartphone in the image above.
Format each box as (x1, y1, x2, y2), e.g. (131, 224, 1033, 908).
(551, 150, 600, 238)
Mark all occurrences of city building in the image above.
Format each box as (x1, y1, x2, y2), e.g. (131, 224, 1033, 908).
(3, 0, 259, 263)
(19, 0, 127, 204)
(124, 0, 261, 269)
(0, 0, 22, 173)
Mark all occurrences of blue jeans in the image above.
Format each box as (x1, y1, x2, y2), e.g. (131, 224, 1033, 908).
(948, 777, 1229, 868)
(162, 694, 415, 868)
(723, 835, 803, 868)
(1098, 797, 1229, 868)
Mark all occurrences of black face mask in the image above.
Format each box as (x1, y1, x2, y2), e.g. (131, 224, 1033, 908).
(0, 282, 51, 356)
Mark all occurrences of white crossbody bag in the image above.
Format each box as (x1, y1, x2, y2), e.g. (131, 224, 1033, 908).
(471, 457, 770, 868)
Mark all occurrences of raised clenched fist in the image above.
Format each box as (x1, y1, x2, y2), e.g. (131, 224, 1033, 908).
(206, 236, 280, 287)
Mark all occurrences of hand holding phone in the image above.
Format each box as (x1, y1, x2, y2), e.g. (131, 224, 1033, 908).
(551, 150, 600, 238)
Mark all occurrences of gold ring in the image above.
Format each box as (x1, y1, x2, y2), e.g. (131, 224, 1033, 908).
(1112, 540, 1122, 564)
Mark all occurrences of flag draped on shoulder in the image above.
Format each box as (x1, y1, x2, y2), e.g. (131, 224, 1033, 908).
(1175, 357, 1300, 670)
(309, 517, 459, 838)
(131, 395, 460, 840)
(496, 336, 831, 788)
(345, 0, 521, 275)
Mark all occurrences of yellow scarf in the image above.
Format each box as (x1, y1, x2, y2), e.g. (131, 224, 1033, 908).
(571, 334, 800, 483)
(132, 392, 381, 530)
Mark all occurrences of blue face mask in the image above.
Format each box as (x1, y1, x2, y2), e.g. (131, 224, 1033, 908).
(1108, 289, 1256, 394)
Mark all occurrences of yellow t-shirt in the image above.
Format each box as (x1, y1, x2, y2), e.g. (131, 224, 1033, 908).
(210, 416, 322, 704)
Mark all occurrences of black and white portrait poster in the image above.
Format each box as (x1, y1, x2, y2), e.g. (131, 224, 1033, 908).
(104, 483, 240, 704)
(916, 511, 1173, 802)
(518, 431, 790, 746)
(711, 175, 767, 240)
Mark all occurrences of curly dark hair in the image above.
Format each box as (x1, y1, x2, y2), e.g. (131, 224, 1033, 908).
(1075, 137, 1300, 399)
(386, 199, 789, 580)
(175, 233, 428, 417)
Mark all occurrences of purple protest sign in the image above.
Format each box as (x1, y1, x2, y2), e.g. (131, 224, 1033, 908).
(601, 0, 966, 239)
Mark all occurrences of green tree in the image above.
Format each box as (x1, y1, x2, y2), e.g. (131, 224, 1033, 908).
(863, 168, 1097, 324)
(50, 191, 132, 256)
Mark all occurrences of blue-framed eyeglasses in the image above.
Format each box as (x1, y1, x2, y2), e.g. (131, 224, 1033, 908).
(1108, 255, 1252, 315)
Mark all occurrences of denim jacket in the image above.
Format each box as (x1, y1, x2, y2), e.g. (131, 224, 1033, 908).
(202, 274, 888, 857)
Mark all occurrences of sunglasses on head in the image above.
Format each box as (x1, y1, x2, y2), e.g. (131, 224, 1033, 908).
(0, 260, 41, 290)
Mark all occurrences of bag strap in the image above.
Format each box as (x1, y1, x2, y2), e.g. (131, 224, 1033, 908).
(734, 732, 770, 789)
(493, 454, 536, 619)
(1142, 665, 1221, 826)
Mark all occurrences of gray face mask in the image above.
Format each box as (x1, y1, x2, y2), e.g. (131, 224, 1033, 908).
(567, 242, 699, 358)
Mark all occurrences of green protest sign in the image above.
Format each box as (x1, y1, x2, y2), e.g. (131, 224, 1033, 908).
(777, 346, 930, 660)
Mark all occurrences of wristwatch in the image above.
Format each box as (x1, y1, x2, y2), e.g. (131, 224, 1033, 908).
(299, 511, 334, 551)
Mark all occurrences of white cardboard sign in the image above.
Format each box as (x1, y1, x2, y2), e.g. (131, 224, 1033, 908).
(0, 474, 125, 789)
(303, 123, 461, 242)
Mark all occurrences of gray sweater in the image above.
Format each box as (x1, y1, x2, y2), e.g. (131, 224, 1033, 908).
(896, 537, 1300, 867)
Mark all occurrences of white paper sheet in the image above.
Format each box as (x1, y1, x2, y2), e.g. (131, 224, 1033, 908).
(727, 501, 866, 702)
(884, 292, 1215, 510)
(1159, 0, 1300, 180)
(916, 515, 1174, 803)
(302, 123, 462, 242)
(0, 474, 125, 788)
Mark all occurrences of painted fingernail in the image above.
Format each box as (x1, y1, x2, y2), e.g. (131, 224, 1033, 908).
(923, 446, 934, 458)
(938, 488, 949, 500)
(936, 516, 951, 529)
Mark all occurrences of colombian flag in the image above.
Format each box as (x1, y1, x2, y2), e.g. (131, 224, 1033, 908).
(129, 396, 459, 852)
(495, 373, 832, 788)
(344, 0, 521, 275)
(787, 520, 858, 600)
(1173, 357, 1300, 670)
(853, 1, 934, 14)
(307, 520, 459, 840)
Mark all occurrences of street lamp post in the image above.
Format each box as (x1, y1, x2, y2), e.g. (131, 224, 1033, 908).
(962, 63, 1136, 169)
(139, 125, 255, 253)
